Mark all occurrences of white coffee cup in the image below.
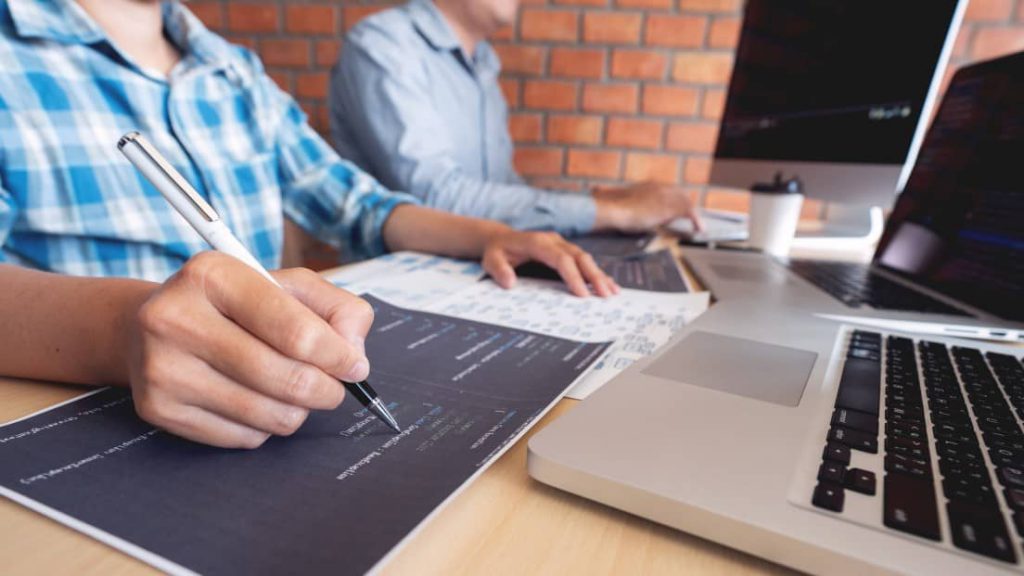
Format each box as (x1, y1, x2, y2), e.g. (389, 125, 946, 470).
(747, 190, 804, 257)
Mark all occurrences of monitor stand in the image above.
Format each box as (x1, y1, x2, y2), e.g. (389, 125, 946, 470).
(791, 203, 885, 253)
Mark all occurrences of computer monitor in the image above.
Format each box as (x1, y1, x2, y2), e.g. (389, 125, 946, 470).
(710, 0, 966, 241)
(873, 52, 1024, 323)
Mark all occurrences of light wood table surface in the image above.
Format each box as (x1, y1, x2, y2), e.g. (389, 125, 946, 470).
(0, 380, 790, 575)
(0, 243, 796, 576)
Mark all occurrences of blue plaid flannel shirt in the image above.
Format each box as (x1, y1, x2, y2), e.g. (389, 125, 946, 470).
(0, 0, 417, 282)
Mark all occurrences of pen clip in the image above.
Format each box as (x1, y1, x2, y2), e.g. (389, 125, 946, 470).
(118, 132, 220, 223)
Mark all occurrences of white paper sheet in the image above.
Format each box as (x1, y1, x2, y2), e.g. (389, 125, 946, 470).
(426, 278, 709, 398)
(325, 252, 484, 309)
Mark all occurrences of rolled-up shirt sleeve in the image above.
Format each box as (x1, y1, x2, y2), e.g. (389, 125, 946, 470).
(261, 69, 419, 261)
(331, 38, 596, 236)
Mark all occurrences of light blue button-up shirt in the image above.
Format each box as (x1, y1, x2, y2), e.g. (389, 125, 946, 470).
(329, 0, 596, 235)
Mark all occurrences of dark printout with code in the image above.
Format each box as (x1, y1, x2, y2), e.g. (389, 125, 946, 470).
(0, 296, 610, 576)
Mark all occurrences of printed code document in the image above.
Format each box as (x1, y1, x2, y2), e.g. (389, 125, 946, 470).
(325, 251, 710, 399)
(0, 296, 609, 576)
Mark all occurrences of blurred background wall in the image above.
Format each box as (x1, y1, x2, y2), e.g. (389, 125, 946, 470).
(187, 0, 1024, 219)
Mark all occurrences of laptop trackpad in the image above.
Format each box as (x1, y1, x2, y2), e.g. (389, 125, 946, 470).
(642, 331, 816, 407)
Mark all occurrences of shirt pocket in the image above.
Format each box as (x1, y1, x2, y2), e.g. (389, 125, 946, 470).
(203, 151, 284, 259)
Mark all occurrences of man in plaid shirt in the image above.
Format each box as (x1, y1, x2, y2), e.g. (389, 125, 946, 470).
(0, 0, 617, 448)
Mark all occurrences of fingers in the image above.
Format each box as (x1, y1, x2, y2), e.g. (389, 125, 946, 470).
(137, 398, 271, 450)
(132, 362, 278, 449)
(481, 247, 518, 289)
(549, 252, 590, 297)
(131, 339, 331, 446)
(494, 232, 619, 298)
(182, 253, 369, 383)
(187, 307, 345, 410)
(512, 234, 586, 296)
(680, 191, 704, 232)
(274, 268, 375, 359)
(174, 360, 313, 438)
(574, 251, 619, 297)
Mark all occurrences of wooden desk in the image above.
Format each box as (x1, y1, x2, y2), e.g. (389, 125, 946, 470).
(0, 245, 794, 575)
(0, 379, 789, 575)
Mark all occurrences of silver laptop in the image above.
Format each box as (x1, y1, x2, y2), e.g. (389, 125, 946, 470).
(528, 55, 1024, 575)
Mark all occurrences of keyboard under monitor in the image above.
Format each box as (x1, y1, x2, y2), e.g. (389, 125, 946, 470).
(785, 260, 970, 317)
(792, 328, 1024, 567)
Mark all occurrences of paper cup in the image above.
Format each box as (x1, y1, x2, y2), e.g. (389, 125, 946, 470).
(748, 192, 803, 257)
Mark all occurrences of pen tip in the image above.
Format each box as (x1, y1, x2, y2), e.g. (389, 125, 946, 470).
(370, 399, 402, 434)
(381, 409, 402, 434)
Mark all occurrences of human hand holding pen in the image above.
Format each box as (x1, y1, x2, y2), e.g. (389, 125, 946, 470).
(124, 254, 373, 448)
(118, 132, 397, 448)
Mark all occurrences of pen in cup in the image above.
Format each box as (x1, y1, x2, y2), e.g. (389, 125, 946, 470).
(117, 131, 401, 434)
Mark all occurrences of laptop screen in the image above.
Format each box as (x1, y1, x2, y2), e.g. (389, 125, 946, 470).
(873, 53, 1024, 323)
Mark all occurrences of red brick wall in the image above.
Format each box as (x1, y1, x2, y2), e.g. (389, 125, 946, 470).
(190, 0, 1024, 215)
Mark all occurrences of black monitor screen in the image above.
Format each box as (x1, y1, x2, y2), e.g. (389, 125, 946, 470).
(874, 54, 1024, 323)
(716, 0, 960, 165)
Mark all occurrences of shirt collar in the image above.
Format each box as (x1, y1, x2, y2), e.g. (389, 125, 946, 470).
(163, 1, 254, 86)
(406, 0, 460, 52)
(406, 0, 499, 76)
(7, 0, 253, 86)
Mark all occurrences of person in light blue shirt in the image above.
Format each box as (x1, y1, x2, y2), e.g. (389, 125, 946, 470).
(330, 0, 701, 237)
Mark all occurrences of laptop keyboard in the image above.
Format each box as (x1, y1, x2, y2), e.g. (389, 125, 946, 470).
(785, 260, 971, 317)
(803, 329, 1024, 565)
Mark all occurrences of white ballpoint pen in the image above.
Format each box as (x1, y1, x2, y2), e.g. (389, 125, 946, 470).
(118, 131, 401, 434)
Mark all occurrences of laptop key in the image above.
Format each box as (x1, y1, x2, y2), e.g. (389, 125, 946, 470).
(1005, 488, 1024, 510)
(834, 358, 881, 415)
(885, 453, 931, 478)
(988, 450, 1024, 470)
(818, 462, 845, 484)
(887, 435, 927, 451)
(985, 431, 1024, 453)
(812, 483, 844, 512)
(848, 348, 880, 361)
(943, 477, 995, 505)
(888, 441, 929, 461)
(832, 408, 879, 435)
(829, 426, 878, 453)
(846, 468, 876, 495)
(886, 422, 924, 440)
(884, 472, 940, 540)
(823, 443, 851, 466)
(998, 467, 1024, 489)
(947, 500, 1016, 563)
(851, 330, 881, 343)
(887, 335, 913, 348)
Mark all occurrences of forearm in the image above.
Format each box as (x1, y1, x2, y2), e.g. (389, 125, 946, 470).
(417, 170, 597, 235)
(381, 205, 511, 259)
(0, 265, 154, 386)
